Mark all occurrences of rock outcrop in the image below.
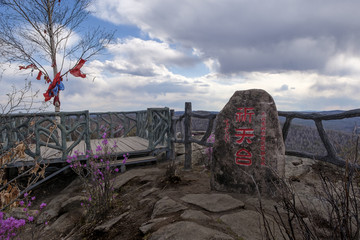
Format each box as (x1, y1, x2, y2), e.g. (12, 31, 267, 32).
(211, 89, 285, 195)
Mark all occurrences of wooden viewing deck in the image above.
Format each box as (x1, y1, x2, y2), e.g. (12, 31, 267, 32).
(1, 108, 172, 169)
(10, 136, 166, 167)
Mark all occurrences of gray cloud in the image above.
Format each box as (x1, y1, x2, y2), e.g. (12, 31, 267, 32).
(92, 0, 360, 75)
(276, 84, 289, 92)
(130, 81, 192, 96)
(102, 38, 201, 77)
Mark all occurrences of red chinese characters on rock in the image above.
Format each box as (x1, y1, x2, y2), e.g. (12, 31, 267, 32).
(235, 128, 254, 144)
(234, 107, 255, 166)
(260, 112, 266, 165)
(235, 107, 254, 123)
(235, 148, 252, 166)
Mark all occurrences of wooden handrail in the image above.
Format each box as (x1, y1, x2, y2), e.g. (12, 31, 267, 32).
(172, 103, 360, 169)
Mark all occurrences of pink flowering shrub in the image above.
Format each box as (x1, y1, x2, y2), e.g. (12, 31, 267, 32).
(0, 212, 25, 240)
(67, 131, 128, 220)
(0, 193, 47, 240)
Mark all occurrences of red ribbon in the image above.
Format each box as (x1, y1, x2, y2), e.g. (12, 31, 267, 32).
(70, 59, 86, 78)
(19, 64, 36, 70)
(43, 72, 62, 105)
(36, 71, 43, 80)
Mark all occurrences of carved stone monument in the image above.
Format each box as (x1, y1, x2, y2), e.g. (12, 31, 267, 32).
(210, 89, 285, 195)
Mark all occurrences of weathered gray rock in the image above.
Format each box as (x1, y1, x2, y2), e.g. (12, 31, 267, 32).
(60, 177, 84, 194)
(47, 211, 83, 236)
(139, 217, 168, 235)
(220, 210, 287, 240)
(141, 187, 159, 198)
(180, 210, 211, 221)
(37, 194, 69, 223)
(285, 156, 313, 180)
(149, 221, 234, 240)
(180, 193, 244, 213)
(211, 89, 285, 195)
(60, 195, 87, 214)
(94, 212, 129, 233)
(113, 168, 163, 190)
(151, 196, 187, 219)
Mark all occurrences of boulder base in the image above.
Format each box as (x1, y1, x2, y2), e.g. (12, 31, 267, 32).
(211, 89, 285, 195)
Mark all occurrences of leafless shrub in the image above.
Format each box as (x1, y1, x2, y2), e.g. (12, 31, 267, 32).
(0, 82, 48, 210)
(255, 132, 360, 240)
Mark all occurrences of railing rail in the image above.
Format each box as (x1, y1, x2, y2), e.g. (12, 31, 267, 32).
(172, 102, 360, 169)
(1, 108, 171, 167)
(278, 109, 360, 168)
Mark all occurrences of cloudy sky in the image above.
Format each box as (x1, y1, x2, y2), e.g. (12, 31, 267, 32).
(2, 0, 360, 112)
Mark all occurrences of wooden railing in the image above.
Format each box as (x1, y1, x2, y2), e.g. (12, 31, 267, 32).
(279, 109, 360, 168)
(4, 103, 359, 169)
(170, 102, 217, 169)
(172, 102, 360, 169)
(0, 108, 171, 167)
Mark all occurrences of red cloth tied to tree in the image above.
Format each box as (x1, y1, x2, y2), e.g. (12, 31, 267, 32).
(70, 59, 86, 78)
(19, 64, 36, 70)
(36, 71, 43, 80)
(19, 63, 44, 81)
(43, 72, 64, 105)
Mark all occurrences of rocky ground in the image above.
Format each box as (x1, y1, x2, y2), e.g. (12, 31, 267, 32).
(8, 143, 349, 240)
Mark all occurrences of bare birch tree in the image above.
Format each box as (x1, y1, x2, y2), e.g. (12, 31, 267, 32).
(0, 0, 114, 112)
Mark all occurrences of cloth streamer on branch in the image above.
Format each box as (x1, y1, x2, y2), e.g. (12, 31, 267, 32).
(19, 63, 46, 82)
(43, 72, 65, 106)
(70, 59, 86, 78)
(19, 64, 36, 70)
(36, 71, 43, 80)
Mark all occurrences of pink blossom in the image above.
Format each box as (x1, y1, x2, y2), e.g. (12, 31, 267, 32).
(102, 139, 108, 145)
(96, 145, 102, 152)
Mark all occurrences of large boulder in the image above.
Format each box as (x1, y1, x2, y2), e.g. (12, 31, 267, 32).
(211, 89, 285, 195)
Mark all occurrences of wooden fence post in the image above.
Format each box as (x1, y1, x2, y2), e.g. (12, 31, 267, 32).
(184, 102, 192, 169)
(169, 109, 176, 161)
(147, 108, 154, 150)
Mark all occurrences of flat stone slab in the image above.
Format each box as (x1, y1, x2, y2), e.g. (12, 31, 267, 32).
(94, 212, 129, 233)
(220, 210, 286, 240)
(180, 210, 211, 221)
(113, 168, 162, 190)
(139, 217, 168, 235)
(149, 221, 234, 240)
(180, 193, 244, 213)
(141, 187, 160, 198)
(151, 196, 187, 219)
